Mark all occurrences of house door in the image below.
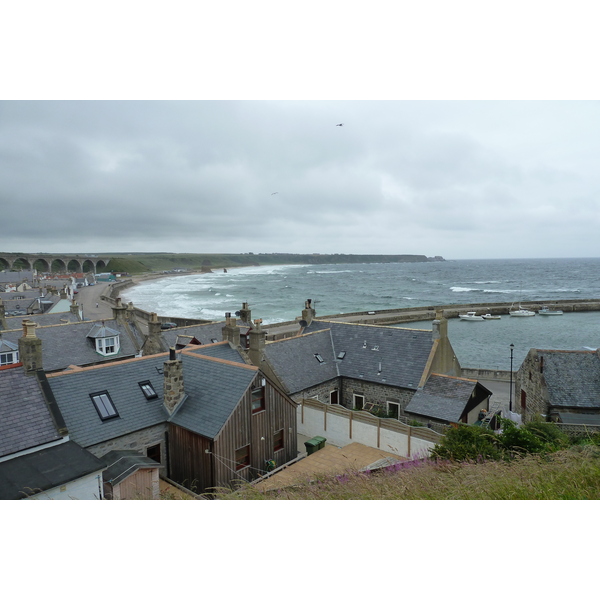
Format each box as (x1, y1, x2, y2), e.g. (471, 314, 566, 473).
(330, 390, 339, 404)
(353, 394, 364, 410)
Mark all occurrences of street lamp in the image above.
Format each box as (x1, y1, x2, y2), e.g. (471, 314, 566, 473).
(509, 343, 514, 412)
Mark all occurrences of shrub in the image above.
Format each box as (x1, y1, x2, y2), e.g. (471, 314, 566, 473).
(430, 424, 502, 461)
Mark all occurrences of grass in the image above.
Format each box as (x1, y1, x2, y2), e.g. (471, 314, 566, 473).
(216, 445, 600, 500)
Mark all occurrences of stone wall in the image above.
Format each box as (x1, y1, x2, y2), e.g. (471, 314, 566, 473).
(87, 424, 168, 473)
(514, 349, 547, 421)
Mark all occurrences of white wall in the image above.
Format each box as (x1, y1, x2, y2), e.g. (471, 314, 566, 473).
(297, 401, 440, 459)
(28, 470, 105, 500)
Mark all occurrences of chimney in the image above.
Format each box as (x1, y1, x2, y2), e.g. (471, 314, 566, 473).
(18, 320, 43, 374)
(70, 299, 80, 317)
(112, 297, 127, 322)
(163, 347, 185, 414)
(222, 312, 241, 346)
(432, 309, 448, 341)
(302, 299, 316, 326)
(60, 288, 68, 300)
(142, 312, 165, 356)
(238, 302, 252, 324)
(248, 319, 266, 366)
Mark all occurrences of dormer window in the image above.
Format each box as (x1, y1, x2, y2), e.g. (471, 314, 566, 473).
(0, 340, 19, 366)
(0, 350, 19, 366)
(87, 323, 121, 356)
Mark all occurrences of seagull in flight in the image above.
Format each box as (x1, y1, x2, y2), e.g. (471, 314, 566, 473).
(335, 123, 344, 127)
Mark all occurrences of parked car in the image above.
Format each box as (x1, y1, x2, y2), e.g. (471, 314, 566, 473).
(160, 322, 178, 330)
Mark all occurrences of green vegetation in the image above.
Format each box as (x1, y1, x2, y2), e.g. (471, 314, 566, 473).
(217, 421, 600, 500)
(102, 252, 435, 274)
(104, 257, 149, 274)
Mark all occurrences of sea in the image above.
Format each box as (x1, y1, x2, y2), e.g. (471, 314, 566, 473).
(121, 257, 600, 371)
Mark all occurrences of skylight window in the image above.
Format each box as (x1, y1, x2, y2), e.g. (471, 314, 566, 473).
(139, 381, 158, 400)
(337, 351, 346, 360)
(314, 353, 324, 363)
(90, 391, 119, 420)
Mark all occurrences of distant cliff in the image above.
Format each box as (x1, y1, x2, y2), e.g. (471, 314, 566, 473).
(105, 253, 444, 273)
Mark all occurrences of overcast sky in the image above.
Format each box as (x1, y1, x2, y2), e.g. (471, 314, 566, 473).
(2, 4, 600, 261)
(2, 100, 600, 260)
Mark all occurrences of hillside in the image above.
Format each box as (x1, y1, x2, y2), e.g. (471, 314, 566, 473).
(104, 252, 441, 274)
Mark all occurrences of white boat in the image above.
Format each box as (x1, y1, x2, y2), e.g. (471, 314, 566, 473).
(482, 313, 501, 320)
(459, 311, 484, 321)
(538, 305, 563, 316)
(509, 304, 535, 317)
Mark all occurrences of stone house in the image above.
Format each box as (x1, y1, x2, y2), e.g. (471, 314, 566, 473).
(44, 343, 298, 495)
(515, 348, 600, 424)
(0, 363, 106, 500)
(240, 303, 478, 425)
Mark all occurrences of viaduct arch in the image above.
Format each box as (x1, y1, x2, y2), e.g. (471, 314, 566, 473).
(0, 253, 110, 273)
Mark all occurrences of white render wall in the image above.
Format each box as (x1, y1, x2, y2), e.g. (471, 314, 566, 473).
(27, 470, 105, 500)
(297, 399, 440, 459)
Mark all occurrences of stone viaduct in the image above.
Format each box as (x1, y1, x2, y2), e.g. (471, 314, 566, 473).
(0, 253, 110, 273)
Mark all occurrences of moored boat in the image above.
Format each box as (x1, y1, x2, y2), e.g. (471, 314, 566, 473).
(509, 304, 536, 317)
(482, 313, 501, 320)
(538, 305, 563, 315)
(459, 311, 485, 321)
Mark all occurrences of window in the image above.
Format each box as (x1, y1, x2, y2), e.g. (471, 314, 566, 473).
(337, 351, 346, 360)
(540, 357, 544, 374)
(235, 445, 250, 470)
(211, 338, 218, 343)
(353, 394, 365, 410)
(330, 390, 339, 404)
(521, 390, 527, 411)
(95, 335, 120, 356)
(387, 401, 400, 419)
(147, 444, 161, 463)
(139, 381, 158, 400)
(0, 351, 19, 366)
(251, 386, 265, 413)
(314, 353, 324, 363)
(91, 391, 119, 420)
(274, 429, 284, 452)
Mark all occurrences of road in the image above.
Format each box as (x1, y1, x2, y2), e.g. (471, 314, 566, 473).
(74, 282, 114, 321)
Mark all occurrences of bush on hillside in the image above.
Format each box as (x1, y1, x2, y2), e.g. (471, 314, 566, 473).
(430, 419, 569, 462)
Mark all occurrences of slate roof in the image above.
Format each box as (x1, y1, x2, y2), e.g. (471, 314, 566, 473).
(0, 366, 64, 458)
(4, 311, 81, 329)
(405, 375, 480, 422)
(557, 412, 600, 425)
(0, 318, 142, 372)
(101, 450, 159, 485)
(540, 350, 600, 409)
(0, 440, 106, 500)
(0, 338, 18, 353)
(266, 320, 435, 393)
(263, 329, 339, 394)
(160, 322, 229, 347)
(46, 354, 172, 448)
(168, 354, 258, 439)
(46, 346, 259, 447)
(0, 271, 36, 284)
(184, 342, 248, 364)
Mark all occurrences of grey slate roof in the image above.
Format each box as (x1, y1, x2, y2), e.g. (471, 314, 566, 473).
(101, 450, 159, 485)
(0, 318, 142, 372)
(268, 320, 434, 392)
(184, 342, 248, 363)
(46, 354, 171, 448)
(4, 311, 81, 329)
(46, 346, 258, 448)
(0, 440, 106, 500)
(160, 322, 228, 347)
(557, 412, 600, 425)
(0, 365, 63, 458)
(0, 271, 36, 284)
(263, 329, 339, 394)
(405, 374, 479, 422)
(168, 353, 258, 439)
(540, 350, 600, 409)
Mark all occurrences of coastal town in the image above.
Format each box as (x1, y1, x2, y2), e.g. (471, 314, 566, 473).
(2, 260, 600, 500)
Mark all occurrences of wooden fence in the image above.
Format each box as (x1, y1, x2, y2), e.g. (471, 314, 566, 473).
(298, 398, 443, 458)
